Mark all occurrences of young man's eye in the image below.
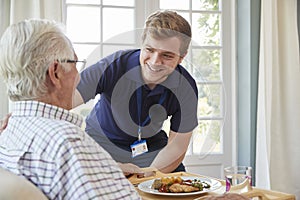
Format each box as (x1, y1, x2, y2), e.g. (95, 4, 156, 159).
(145, 48, 153, 52)
(163, 54, 174, 59)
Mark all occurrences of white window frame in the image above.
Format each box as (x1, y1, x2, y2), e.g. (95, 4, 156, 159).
(170, 0, 236, 177)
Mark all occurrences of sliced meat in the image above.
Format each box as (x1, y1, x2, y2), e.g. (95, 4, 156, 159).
(169, 183, 200, 193)
(169, 183, 184, 193)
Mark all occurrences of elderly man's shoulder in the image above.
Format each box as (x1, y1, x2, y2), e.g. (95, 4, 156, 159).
(27, 116, 86, 151)
(41, 118, 85, 141)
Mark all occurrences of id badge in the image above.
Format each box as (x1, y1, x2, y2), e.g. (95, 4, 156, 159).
(130, 139, 148, 158)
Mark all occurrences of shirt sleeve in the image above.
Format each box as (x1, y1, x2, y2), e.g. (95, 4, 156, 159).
(50, 132, 140, 200)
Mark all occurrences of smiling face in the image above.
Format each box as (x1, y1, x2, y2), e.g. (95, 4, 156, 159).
(140, 36, 185, 89)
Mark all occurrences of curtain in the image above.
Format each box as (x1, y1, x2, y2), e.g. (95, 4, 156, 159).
(0, 1, 10, 119)
(256, 0, 300, 198)
(9, 0, 63, 23)
(0, 0, 63, 117)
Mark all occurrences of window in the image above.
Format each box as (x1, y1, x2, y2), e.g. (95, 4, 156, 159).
(64, 0, 235, 164)
(65, 0, 136, 61)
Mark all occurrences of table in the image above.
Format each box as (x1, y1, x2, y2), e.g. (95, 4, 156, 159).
(128, 170, 295, 200)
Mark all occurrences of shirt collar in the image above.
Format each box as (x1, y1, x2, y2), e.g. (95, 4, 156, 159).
(12, 101, 83, 127)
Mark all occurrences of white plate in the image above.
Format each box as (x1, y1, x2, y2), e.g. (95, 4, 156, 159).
(138, 176, 222, 196)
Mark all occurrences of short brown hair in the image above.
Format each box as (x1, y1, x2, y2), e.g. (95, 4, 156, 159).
(141, 10, 192, 56)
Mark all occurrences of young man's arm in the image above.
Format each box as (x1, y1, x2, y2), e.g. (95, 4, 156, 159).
(149, 130, 192, 173)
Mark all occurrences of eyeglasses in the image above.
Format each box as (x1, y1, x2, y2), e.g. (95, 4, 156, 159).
(60, 59, 87, 71)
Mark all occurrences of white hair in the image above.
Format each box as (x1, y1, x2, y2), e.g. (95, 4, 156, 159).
(0, 19, 74, 101)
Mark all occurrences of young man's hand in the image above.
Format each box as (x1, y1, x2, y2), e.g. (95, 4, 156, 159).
(118, 163, 143, 177)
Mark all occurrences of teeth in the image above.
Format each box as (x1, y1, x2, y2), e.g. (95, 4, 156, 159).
(148, 64, 161, 72)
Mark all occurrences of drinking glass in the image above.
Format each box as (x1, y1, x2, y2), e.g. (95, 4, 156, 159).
(224, 166, 252, 193)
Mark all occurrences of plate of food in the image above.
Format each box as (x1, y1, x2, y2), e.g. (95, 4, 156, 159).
(138, 176, 222, 196)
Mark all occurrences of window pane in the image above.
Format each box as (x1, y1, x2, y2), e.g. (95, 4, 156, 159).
(177, 12, 190, 24)
(73, 44, 98, 60)
(73, 44, 101, 70)
(197, 84, 221, 117)
(103, 45, 135, 57)
(192, 0, 220, 11)
(103, 0, 134, 6)
(103, 8, 134, 43)
(192, 49, 220, 82)
(104, 29, 138, 45)
(66, 6, 100, 42)
(192, 13, 220, 46)
(191, 120, 222, 154)
(66, 0, 100, 5)
(160, 0, 189, 10)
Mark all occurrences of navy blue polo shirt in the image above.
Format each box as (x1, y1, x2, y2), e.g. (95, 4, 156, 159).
(77, 49, 198, 145)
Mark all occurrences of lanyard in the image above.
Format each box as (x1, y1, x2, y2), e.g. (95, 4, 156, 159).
(136, 86, 168, 141)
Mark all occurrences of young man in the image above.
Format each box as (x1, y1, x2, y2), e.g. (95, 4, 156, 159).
(73, 10, 198, 173)
(0, 19, 140, 200)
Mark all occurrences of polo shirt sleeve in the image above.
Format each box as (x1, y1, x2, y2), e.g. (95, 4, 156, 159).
(77, 60, 107, 103)
(77, 51, 125, 103)
(170, 71, 198, 133)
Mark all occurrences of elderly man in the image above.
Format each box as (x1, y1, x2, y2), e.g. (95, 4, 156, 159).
(0, 19, 140, 200)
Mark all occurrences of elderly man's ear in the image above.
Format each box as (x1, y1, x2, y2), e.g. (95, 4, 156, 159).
(47, 61, 62, 89)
